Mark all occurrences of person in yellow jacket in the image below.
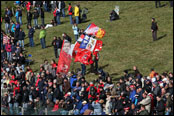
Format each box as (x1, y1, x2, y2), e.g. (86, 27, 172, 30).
(74, 4, 80, 24)
(39, 26, 46, 49)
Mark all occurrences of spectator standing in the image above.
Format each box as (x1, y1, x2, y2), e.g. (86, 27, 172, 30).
(39, 26, 46, 49)
(155, 1, 161, 8)
(68, 3, 73, 24)
(15, 9, 19, 23)
(40, 8, 45, 26)
(61, 1, 66, 17)
(151, 18, 158, 41)
(4, 14, 10, 34)
(5, 41, 12, 62)
(72, 23, 79, 41)
(53, 8, 57, 24)
(156, 95, 165, 115)
(18, 28, 25, 49)
(74, 4, 80, 24)
(52, 36, 59, 58)
(56, 7, 61, 25)
(28, 25, 35, 47)
(33, 9, 39, 28)
(27, 10, 32, 28)
(18, 7, 22, 25)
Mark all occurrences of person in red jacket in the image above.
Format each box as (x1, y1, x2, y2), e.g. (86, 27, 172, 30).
(86, 82, 97, 99)
(5, 40, 12, 61)
(68, 3, 73, 24)
(53, 8, 57, 24)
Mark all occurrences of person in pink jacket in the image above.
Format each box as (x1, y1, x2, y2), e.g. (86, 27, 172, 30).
(5, 40, 12, 61)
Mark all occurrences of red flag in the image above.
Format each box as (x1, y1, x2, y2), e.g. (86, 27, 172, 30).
(84, 23, 105, 39)
(74, 49, 92, 65)
(57, 40, 72, 75)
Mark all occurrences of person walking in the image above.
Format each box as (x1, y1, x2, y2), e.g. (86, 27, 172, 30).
(151, 18, 158, 41)
(28, 25, 35, 47)
(39, 26, 46, 49)
(68, 3, 73, 24)
(15, 9, 19, 23)
(40, 8, 45, 26)
(72, 23, 79, 41)
(74, 4, 80, 24)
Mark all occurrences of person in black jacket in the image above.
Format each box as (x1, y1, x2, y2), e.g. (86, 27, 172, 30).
(40, 8, 45, 26)
(52, 36, 59, 58)
(28, 25, 35, 47)
(110, 10, 119, 21)
(155, 1, 161, 8)
(4, 14, 10, 34)
(33, 9, 39, 28)
(18, 7, 22, 25)
(22, 86, 29, 110)
(27, 10, 32, 28)
(18, 28, 25, 48)
(151, 18, 158, 41)
(13, 27, 19, 45)
(156, 95, 165, 115)
(61, 1, 66, 17)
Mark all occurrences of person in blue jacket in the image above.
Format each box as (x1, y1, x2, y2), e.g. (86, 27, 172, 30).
(129, 85, 136, 103)
(80, 100, 89, 114)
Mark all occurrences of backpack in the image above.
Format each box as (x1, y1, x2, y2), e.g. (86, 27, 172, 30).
(89, 86, 96, 96)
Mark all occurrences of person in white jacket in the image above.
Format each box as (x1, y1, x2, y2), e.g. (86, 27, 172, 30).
(139, 92, 151, 113)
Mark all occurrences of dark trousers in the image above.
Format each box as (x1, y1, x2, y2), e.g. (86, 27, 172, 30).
(54, 48, 58, 58)
(81, 64, 86, 76)
(155, 1, 161, 8)
(27, 19, 31, 27)
(152, 31, 157, 41)
(90, 59, 98, 72)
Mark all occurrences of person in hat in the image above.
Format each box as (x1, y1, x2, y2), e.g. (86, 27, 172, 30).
(151, 18, 158, 41)
(129, 84, 136, 103)
(80, 100, 89, 114)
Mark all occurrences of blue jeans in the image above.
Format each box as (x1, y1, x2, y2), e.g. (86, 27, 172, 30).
(40, 38, 46, 49)
(29, 37, 34, 47)
(5, 23, 10, 34)
(81, 64, 86, 76)
(34, 19, 38, 27)
(41, 18, 44, 26)
(7, 52, 12, 61)
(69, 15, 73, 24)
(19, 16, 22, 25)
(18, 40, 24, 48)
(56, 15, 61, 25)
(9, 103, 14, 115)
(62, 8, 65, 17)
(76, 16, 79, 24)
(16, 17, 19, 23)
(14, 102, 19, 114)
(75, 35, 79, 41)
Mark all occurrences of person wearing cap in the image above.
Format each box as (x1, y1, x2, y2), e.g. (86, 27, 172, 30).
(129, 85, 136, 103)
(151, 18, 158, 41)
(80, 100, 89, 114)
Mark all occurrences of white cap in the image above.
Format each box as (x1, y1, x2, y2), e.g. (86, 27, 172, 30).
(151, 77, 156, 83)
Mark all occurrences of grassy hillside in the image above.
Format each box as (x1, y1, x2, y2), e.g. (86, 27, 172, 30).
(1, 1, 173, 82)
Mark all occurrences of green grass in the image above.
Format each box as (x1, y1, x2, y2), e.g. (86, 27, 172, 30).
(1, 1, 173, 82)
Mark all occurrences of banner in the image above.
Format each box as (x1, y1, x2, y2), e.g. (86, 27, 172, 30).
(74, 49, 92, 65)
(79, 35, 97, 52)
(84, 23, 105, 39)
(57, 40, 72, 75)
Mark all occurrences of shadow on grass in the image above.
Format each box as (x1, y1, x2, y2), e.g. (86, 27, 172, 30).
(46, 45, 52, 48)
(156, 34, 167, 41)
